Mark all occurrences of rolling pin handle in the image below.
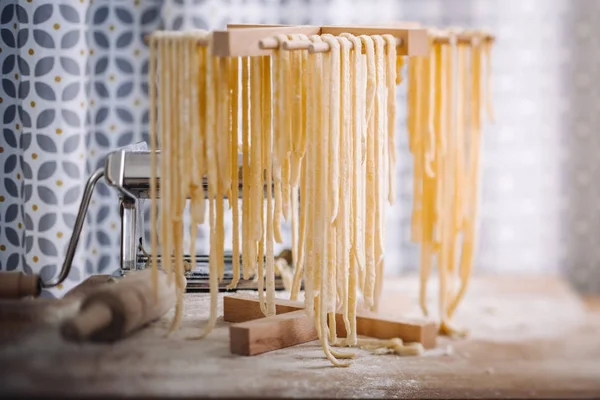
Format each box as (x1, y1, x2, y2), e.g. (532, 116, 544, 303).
(61, 302, 113, 342)
(0, 272, 42, 299)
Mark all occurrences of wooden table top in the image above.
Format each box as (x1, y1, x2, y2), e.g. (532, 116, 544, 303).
(1, 274, 599, 398)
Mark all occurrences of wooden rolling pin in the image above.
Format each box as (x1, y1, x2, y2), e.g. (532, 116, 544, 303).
(0, 272, 41, 299)
(61, 269, 179, 342)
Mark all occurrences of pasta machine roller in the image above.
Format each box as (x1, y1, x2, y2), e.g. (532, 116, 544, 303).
(50, 142, 286, 292)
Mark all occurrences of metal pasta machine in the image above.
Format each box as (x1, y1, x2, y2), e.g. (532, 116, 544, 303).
(53, 142, 287, 292)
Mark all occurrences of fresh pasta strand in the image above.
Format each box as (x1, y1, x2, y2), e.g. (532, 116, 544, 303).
(288, 33, 310, 302)
(372, 35, 386, 312)
(337, 35, 352, 339)
(188, 198, 219, 340)
(301, 34, 324, 316)
(339, 32, 363, 346)
(382, 34, 397, 206)
(227, 56, 241, 290)
(148, 33, 158, 300)
(241, 56, 252, 280)
(447, 32, 484, 323)
(405, 29, 492, 334)
(272, 34, 287, 244)
(322, 34, 340, 332)
(359, 34, 377, 310)
(262, 55, 276, 317)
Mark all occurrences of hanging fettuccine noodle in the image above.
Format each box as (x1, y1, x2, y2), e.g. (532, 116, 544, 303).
(148, 27, 492, 365)
(407, 29, 493, 335)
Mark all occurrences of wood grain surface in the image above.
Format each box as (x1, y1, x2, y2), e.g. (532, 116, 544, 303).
(0, 275, 598, 399)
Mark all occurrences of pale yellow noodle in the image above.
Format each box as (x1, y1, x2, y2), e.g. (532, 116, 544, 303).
(160, 36, 172, 283)
(289, 33, 304, 188)
(205, 49, 217, 199)
(241, 57, 252, 280)
(188, 34, 199, 293)
(215, 57, 229, 282)
(250, 55, 267, 315)
(280, 35, 293, 223)
(272, 34, 288, 244)
(320, 36, 340, 345)
(149, 34, 158, 299)
(448, 33, 483, 320)
(337, 35, 352, 336)
(382, 34, 397, 205)
(192, 37, 206, 226)
(263, 55, 276, 316)
(301, 35, 323, 315)
(188, 199, 218, 339)
(484, 39, 495, 122)
(227, 56, 241, 290)
(359, 35, 376, 309)
(323, 35, 341, 224)
(372, 35, 385, 312)
(250, 57, 263, 243)
(340, 32, 362, 345)
(169, 35, 185, 334)
(289, 34, 309, 301)
(424, 36, 437, 178)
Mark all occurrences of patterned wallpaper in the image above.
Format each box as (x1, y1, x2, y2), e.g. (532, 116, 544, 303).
(0, 0, 599, 296)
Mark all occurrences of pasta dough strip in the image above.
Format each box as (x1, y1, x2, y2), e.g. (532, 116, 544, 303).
(272, 34, 287, 244)
(249, 56, 267, 315)
(315, 45, 347, 366)
(372, 35, 386, 312)
(263, 55, 276, 317)
(227, 56, 241, 290)
(448, 34, 483, 321)
(149, 34, 158, 299)
(169, 36, 185, 334)
(213, 57, 227, 282)
(337, 35, 352, 336)
(280, 35, 293, 223)
(359, 35, 376, 309)
(383, 34, 397, 205)
(192, 35, 207, 227)
(241, 57, 252, 280)
(160, 36, 173, 283)
(301, 34, 323, 315)
(289, 33, 305, 188)
(289, 33, 309, 302)
(324, 35, 341, 224)
(322, 34, 340, 315)
(188, 199, 218, 339)
(188, 34, 202, 294)
(340, 33, 362, 345)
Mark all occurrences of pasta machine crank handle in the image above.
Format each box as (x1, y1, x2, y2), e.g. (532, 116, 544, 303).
(0, 167, 105, 295)
(43, 167, 106, 288)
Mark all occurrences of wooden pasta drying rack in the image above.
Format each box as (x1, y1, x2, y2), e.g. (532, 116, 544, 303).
(141, 23, 495, 354)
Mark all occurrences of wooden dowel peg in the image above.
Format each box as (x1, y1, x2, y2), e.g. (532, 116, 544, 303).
(282, 40, 311, 51)
(258, 37, 280, 50)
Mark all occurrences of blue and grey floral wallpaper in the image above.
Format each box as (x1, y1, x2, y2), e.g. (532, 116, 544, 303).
(0, 0, 598, 296)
